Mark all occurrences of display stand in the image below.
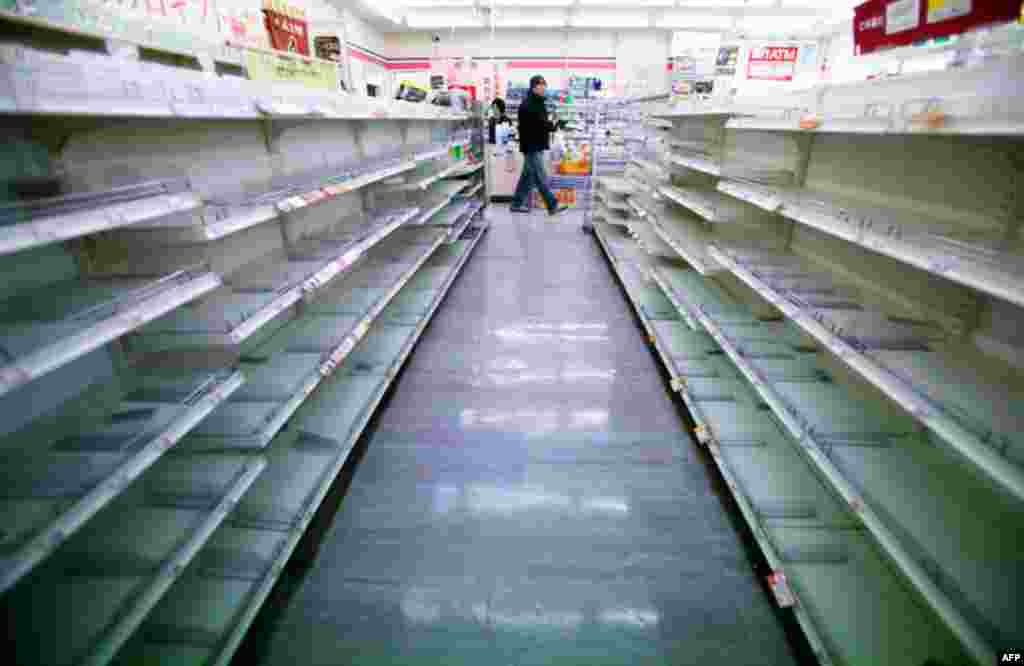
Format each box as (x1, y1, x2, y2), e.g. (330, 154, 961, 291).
(592, 56, 1024, 666)
(0, 10, 488, 666)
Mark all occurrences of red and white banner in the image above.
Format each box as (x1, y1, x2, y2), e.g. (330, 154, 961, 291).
(853, 0, 1021, 55)
(263, 8, 309, 55)
(746, 46, 800, 81)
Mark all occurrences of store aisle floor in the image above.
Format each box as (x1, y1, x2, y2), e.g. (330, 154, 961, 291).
(248, 208, 803, 666)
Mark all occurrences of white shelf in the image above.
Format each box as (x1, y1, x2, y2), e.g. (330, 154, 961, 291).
(629, 157, 670, 179)
(645, 206, 721, 276)
(393, 161, 466, 192)
(413, 183, 470, 226)
(596, 176, 633, 198)
(725, 53, 1024, 138)
(650, 260, 998, 666)
(461, 181, 484, 199)
(181, 228, 447, 452)
(109, 218, 489, 666)
(0, 41, 470, 122)
(592, 220, 842, 665)
(626, 197, 649, 220)
(449, 161, 485, 178)
(669, 152, 721, 178)
(597, 223, 990, 665)
(0, 180, 202, 257)
(716, 180, 1024, 309)
(120, 152, 448, 246)
(442, 202, 485, 244)
(0, 269, 221, 398)
(658, 184, 749, 224)
(5, 452, 267, 666)
(0, 368, 245, 595)
(133, 209, 421, 350)
(596, 190, 631, 213)
(709, 242, 1024, 505)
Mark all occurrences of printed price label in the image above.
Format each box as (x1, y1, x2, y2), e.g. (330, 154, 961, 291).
(767, 572, 796, 607)
(927, 0, 971, 23)
(886, 0, 921, 34)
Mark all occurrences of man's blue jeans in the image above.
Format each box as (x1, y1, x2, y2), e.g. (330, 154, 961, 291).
(511, 150, 557, 211)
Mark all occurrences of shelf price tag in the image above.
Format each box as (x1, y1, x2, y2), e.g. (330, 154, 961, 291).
(767, 571, 796, 607)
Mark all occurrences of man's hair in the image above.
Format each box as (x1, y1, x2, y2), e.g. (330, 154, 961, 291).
(529, 75, 547, 90)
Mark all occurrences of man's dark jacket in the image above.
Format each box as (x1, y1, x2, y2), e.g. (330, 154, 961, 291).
(517, 92, 556, 154)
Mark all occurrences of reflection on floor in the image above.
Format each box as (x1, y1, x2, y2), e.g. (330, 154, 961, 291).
(247, 207, 803, 665)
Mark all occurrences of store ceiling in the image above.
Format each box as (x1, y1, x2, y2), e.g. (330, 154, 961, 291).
(346, 1, 854, 34)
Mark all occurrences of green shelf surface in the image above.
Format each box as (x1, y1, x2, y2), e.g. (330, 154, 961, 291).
(0, 368, 243, 594)
(4, 453, 264, 666)
(102, 214, 489, 666)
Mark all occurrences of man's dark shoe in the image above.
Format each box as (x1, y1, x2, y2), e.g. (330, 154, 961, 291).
(510, 206, 530, 213)
(548, 205, 570, 216)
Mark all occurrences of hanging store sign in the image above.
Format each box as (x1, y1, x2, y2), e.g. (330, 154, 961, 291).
(746, 46, 800, 80)
(262, 0, 309, 56)
(314, 35, 341, 62)
(715, 46, 741, 76)
(852, 0, 1022, 55)
(245, 49, 336, 91)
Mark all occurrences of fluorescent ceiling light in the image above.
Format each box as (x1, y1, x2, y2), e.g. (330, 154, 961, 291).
(658, 12, 733, 29)
(737, 14, 821, 34)
(405, 11, 483, 28)
(780, 0, 860, 8)
(494, 9, 568, 27)
(400, 0, 475, 6)
(493, 0, 574, 6)
(572, 11, 650, 28)
(495, 18, 569, 27)
(677, 0, 774, 6)
(578, 0, 673, 5)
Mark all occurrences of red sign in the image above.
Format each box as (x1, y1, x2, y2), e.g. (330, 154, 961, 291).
(747, 46, 800, 81)
(263, 9, 309, 56)
(853, 0, 1021, 55)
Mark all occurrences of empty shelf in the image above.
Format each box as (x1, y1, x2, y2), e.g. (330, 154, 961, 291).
(106, 213, 489, 666)
(389, 160, 468, 191)
(0, 269, 221, 397)
(117, 204, 281, 245)
(659, 184, 752, 225)
(105, 149, 450, 247)
(594, 223, 964, 665)
(4, 452, 266, 666)
(0, 178, 202, 257)
(132, 209, 420, 350)
(596, 176, 633, 198)
(593, 221, 686, 323)
(440, 202, 485, 244)
(629, 157, 670, 180)
(727, 114, 892, 135)
(643, 204, 720, 275)
(182, 229, 448, 452)
(716, 180, 1024, 309)
(651, 261, 1002, 665)
(596, 191, 632, 213)
(0, 368, 244, 594)
(709, 243, 1024, 505)
(0, 40, 470, 121)
(669, 152, 721, 178)
(253, 227, 449, 365)
(725, 54, 1024, 137)
(412, 182, 472, 225)
(450, 161, 485, 177)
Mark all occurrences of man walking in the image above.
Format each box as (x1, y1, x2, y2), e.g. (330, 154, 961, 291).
(511, 75, 569, 216)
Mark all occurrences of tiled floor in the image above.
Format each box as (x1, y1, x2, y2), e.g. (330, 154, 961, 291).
(249, 207, 803, 666)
